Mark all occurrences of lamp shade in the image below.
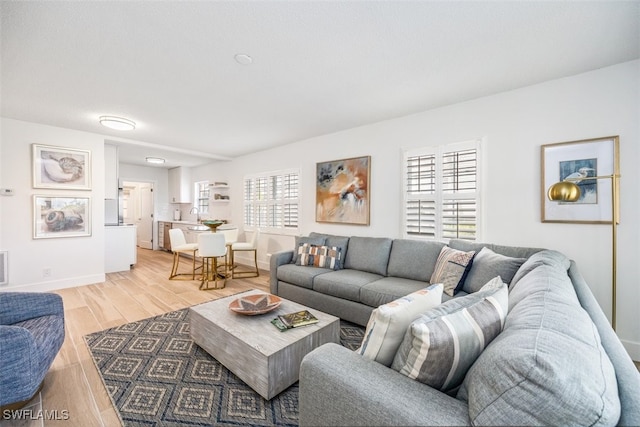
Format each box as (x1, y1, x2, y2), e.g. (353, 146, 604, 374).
(547, 181, 581, 202)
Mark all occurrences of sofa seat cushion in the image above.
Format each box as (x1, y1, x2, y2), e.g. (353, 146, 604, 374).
(360, 277, 433, 307)
(386, 239, 446, 282)
(313, 269, 383, 302)
(458, 251, 621, 426)
(276, 264, 333, 290)
(344, 236, 392, 276)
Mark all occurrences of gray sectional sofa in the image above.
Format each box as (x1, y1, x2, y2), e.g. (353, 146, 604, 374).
(269, 233, 640, 426)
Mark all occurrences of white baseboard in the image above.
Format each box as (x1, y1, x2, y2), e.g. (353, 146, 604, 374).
(622, 339, 640, 362)
(0, 274, 106, 293)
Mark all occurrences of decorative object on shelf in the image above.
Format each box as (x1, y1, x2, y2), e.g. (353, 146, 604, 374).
(32, 144, 91, 190)
(33, 195, 91, 239)
(228, 293, 282, 315)
(543, 135, 620, 330)
(316, 155, 371, 225)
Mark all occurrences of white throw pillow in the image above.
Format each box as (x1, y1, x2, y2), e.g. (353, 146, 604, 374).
(357, 283, 443, 367)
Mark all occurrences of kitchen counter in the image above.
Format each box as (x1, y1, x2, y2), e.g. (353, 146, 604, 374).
(105, 225, 137, 273)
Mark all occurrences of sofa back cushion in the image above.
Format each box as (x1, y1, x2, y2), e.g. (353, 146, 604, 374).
(344, 236, 393, 276)
(457, 250, 621, 426)
(462, 247, 526, 293)
(449, 239, 542, 260)
(386, 239, 446, 282)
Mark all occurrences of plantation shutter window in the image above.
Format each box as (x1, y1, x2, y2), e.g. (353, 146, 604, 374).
(404, 140, 481, 241)
(243, 169, 300, 232)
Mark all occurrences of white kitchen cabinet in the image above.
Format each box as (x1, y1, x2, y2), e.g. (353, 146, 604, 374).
(105, 225, 137, 273)
(168, 166, 192, 203)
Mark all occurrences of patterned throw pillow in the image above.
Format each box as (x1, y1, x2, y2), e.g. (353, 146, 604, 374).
(357, 283, 443, 367)
(391, 277, 508, 393)
(430, 246, 476, 296)
(297, 244, 341, 270)
(291, 236, 326, 264)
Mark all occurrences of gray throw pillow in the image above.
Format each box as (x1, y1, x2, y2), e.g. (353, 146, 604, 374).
(291, 236, 326, 264)
(462, 247, 526, 293)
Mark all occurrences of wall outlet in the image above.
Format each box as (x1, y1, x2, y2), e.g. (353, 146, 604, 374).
(42, 268, 51, 278)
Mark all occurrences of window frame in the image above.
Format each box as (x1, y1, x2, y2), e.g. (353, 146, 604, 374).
(402, 138, 483, 242)
(243, 168, 300, 234)
(194, 180, 210, 215)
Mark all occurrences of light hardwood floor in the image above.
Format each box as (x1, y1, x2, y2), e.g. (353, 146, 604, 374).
(1, 248, 269, 427)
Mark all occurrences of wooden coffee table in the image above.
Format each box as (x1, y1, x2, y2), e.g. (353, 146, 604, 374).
(189, 289, 340, 400)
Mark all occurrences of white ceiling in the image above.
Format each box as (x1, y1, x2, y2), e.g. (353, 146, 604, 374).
(2, 1, 639, 168)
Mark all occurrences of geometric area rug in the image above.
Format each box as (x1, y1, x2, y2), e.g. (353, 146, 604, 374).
(84, 308, 365, 426)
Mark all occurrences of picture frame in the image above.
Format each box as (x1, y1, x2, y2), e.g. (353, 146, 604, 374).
(32, 144, 91, 190)
(33, 195, 91, 239)
(541, 136, 619, 224)
(316, 155, 371, 225)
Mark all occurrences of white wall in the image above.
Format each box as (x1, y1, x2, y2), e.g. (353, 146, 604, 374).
(0, 119, 107, 290)
(195, 60, 640, 357)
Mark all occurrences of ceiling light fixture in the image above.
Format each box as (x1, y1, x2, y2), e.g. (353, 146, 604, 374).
(99, 116, 136, 131)
(234, 54, 253, 65)
(145, 157, 165, 165)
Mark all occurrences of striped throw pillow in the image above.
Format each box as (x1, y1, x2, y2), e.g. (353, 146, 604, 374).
(430, 246, 476, 296)
(391, 277, 508, 392)
(357, 283, 443, 367)
(297, 243, 341, 270)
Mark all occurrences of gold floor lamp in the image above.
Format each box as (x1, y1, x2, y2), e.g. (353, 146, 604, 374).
(547, 173, 620, 330)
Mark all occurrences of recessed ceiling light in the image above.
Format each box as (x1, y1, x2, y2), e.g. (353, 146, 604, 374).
(145, 157, 165, 164)
(234, 54, 253, 65)
(99, 116, 136, 131)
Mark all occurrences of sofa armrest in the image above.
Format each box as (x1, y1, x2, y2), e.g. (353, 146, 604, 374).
(270, 250, 293, 294)
(0, 325, 38, 405)
(0, 292, 64, 325)
(299, 343, 470, 426)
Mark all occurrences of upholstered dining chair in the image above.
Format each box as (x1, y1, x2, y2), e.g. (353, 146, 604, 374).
(231, 228, 260, 278)
(216, 224, 238, 270)
(197, 232, 228, 290)
(168, 228, 199, 280)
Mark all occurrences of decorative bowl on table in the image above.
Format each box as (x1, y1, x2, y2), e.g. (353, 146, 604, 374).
(228, 293, 282, 315)
(201, 220, 225, 231)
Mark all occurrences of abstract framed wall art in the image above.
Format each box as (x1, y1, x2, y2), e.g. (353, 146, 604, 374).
(33, 195, 91, 239)
(32, 144, 91, 190)
(541, 136, 619, 224)
(316, 155, 370, 225)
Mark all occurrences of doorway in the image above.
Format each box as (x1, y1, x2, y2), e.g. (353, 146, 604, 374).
(123, 181, 154, 250)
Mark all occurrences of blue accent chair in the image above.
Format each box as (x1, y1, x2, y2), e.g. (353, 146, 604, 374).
(0, 292, 65, 410)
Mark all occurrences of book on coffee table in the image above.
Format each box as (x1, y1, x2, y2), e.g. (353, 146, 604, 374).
(272, 310, 319, 331)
